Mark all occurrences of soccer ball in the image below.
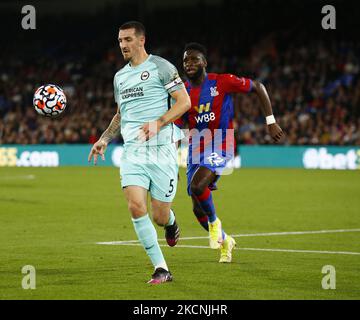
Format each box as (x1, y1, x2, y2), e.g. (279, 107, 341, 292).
(33, 84, 67, 117)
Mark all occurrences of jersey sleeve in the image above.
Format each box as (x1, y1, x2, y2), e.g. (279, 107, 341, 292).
(221, 74, 253, 94)
(154, 57, 184, 94)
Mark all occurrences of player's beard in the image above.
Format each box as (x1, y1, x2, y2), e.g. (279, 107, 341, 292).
(186, 68, 203, 81)
(122, 50, 132, 62)
(123, 54, 131, 62)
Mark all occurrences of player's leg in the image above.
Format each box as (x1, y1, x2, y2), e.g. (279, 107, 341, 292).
(149, 143, 180, 248)
(190, 166, 226, 249)
(151, 199, 179, 247)
(140, 143, 179, 284)
(123, 185, 148, 219)
(186, 164, 210, 231)
(190, 166, 217, 222)
(190, 167, 236, 261)
(123, 185, 171, 282)
(191, 195, 209, 231)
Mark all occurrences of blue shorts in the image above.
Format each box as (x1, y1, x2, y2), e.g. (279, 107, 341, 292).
(186, 163, 223, 196)
(186, 136, 234, 196)
(186, 151, 229, 196)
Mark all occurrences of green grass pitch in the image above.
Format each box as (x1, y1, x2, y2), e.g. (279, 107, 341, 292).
(0, 167, 359, 300)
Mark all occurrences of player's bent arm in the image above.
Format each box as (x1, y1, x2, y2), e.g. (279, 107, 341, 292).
(138, 88, 190, 142)
(99, 106, 121, 144)
(251, 80, 284, 142)
(88, 106, 121, 164)
(157, 87, 191, 128)
(251, 80, 274, 117)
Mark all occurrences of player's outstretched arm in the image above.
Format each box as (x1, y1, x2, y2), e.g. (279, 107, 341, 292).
(88, 107, 121, 165)
(251, 80, 284, 143)
(139, 87, 190, 142)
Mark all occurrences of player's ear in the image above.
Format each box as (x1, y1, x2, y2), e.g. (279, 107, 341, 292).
(139, 35, 145, 46)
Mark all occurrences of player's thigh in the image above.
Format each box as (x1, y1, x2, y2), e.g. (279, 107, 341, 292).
(123, 185, 148, 219)
(151, 198, 172, 226)
(120, 151, 151, 187)
(190, 165, 217, 195)
(120, 150, 151, 218)
(148, 144, 178, 203)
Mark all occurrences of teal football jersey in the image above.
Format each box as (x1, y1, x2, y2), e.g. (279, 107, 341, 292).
(114, 54, 184, 146)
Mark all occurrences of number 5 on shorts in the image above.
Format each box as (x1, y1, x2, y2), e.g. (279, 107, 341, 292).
(165, 179, 174, 198)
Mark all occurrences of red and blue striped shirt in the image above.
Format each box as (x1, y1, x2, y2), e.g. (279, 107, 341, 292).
(175, 73, 252, 163)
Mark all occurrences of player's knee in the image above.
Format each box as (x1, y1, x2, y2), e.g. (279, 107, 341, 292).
(190, 182, 206, 197)
(128, 200, 147, 217)
(152, 205, 169, 226)
(152, 214, 167, 226)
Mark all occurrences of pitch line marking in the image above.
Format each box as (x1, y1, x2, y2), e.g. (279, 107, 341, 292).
(96, 228, 360, 245)
(96, 242, 360, 256)
(0, 174, 35, 180)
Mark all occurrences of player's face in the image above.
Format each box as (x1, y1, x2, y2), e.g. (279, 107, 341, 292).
(118, 28, 144, 62)
(183, 50, 206, 80)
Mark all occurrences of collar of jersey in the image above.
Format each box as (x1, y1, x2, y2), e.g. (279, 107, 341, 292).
(128, 54, 152, 69)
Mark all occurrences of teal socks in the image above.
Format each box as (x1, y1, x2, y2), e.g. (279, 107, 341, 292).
(165, 209, 175, 227)
(132, 214, 168, 271)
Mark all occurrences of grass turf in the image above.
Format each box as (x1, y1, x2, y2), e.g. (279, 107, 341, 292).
(0, 167, 359, 299)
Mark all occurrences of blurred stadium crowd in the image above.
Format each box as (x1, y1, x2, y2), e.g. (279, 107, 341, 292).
(1, 1, 359, 146)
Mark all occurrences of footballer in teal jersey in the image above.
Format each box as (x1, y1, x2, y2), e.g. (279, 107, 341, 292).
(114, 54, 184, 146)
(88, 21, 191, 284)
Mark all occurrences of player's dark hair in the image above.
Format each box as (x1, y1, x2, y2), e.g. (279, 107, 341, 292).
(119, 21, 146, 36)
(184, 42, 207, 59)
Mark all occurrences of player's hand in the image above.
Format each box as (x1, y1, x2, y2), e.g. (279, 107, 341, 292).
(138, 120, 161, 142)
(268, 123, 284, 143)
(88, 139, 108, 165)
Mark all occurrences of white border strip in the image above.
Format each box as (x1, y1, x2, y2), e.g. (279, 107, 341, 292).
(96, 228, 360, 245)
